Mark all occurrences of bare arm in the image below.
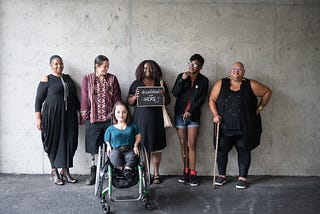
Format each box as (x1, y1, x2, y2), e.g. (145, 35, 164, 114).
(208, 79, 222, 123)
(106, 141, 112, 157)
(250, 80, 272, 114)
(133, 133, 141, 156)
(127, 81, 139, 106)
(126, 89, 139, 106)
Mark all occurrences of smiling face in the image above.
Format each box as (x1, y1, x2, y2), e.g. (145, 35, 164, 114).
(50, 57, 64, 76)
(188, 59, 202, 74)
(114, 104, 128, 123)
(143, 62, 153, 78)
(230, 62, 245, 81)
(95, 60, 109, 77)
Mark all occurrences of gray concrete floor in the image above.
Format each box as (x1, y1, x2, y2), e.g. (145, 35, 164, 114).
(0, 174, 319, 214)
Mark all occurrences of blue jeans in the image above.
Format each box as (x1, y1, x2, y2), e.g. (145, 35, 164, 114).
(110, 147, 138, 169)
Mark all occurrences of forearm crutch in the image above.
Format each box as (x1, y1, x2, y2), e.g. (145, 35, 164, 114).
(213, 122, 220, 187)
(183, 119, 188, 185)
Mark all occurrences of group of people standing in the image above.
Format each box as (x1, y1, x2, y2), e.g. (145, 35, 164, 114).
(35, 53, 271, 189)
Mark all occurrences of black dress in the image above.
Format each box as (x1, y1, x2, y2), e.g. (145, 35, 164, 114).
(35, 74, 80, 168)
(128, 80, 170, 152)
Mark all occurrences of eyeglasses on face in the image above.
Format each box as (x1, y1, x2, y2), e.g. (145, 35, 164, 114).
(231, 67, 244, 72)
(188, 62, 201, 68)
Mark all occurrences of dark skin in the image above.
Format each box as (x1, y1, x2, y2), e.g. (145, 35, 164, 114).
(35, 57, 79, 184)
(127, 62, 166, 104)
(126, 62, 167, 181)
(208, 62, 272, 182)
(176, 59, 203, 173)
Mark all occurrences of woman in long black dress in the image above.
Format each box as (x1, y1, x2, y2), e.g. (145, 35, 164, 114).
(35, 55, 80, 185)
(127, 60, 170, 184)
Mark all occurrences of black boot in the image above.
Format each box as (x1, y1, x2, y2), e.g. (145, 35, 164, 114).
(86, 165, 96, 185)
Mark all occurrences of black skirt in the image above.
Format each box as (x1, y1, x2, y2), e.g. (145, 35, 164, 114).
(85, 120, 111, 154)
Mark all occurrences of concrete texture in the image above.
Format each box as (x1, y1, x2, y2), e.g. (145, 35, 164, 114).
(0, 174, 319, 214)
(0, 0, 320, 175)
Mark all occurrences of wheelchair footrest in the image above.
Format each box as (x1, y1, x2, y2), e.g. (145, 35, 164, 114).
(115, 195, 138, 201)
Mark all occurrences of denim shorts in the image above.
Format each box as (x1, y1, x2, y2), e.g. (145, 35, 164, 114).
(174, 114, 200, 128)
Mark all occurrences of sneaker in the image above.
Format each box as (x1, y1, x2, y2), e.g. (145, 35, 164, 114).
(214, 176, 227, 186)
(236, 180, 247, 189)
(178, 172, 189, 183)
(189, 175, 199, 187)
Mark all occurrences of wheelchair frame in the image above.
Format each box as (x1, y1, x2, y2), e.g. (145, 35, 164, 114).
(94, 143, 151, 213)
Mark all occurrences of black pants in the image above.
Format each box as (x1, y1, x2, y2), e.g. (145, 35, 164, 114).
(217, 135, 251, 178)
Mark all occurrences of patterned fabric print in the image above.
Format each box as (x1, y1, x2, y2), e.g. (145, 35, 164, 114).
(222, 90, 241, 131)
(95, 78, 107, 122)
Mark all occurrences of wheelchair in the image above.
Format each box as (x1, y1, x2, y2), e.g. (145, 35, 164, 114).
(94, 143, 152, 213)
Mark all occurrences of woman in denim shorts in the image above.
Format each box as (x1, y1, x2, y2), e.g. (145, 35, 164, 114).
(172, 54, 209, 187)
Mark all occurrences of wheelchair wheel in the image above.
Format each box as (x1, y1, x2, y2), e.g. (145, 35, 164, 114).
(100, 198, 110, 213)
(143, 195, 152, 210)
(95, 144, 106, 197)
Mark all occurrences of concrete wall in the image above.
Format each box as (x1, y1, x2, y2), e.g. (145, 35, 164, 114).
(0, 0, 319, 176)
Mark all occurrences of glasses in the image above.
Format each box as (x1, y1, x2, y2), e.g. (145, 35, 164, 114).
(188, 62, 201, 68)
(231, 67, 244, 72)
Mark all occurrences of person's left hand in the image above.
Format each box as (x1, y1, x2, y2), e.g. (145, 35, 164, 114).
(133, 146, 140, 156)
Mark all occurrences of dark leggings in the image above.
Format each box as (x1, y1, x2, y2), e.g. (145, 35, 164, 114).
(217, 135, 251, 178)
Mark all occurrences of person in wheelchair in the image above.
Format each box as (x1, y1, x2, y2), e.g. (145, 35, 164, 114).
(104, 101, 141, 180)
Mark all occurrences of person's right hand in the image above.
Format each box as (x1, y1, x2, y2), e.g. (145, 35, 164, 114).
(36, 118, 43, 130)
(182, 71, 190, 80)
(213, 115, 222, 123)
(134, 89, 140, 99)
(106, 145, 112, 157)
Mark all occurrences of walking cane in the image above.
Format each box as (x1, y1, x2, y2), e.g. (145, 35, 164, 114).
(183, 118, 188, 185)
(213, 122, 220, 188)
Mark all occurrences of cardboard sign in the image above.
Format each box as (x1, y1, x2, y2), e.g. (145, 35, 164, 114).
(137, 86, 164, 107)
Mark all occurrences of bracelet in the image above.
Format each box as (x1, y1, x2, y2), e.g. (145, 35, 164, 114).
(257, 105, 264, 111)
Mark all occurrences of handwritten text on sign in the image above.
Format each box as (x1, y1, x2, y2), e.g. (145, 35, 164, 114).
(137, 86, 164, 107)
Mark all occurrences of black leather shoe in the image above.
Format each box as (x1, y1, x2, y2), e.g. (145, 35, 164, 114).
(86, 165, 96, 185)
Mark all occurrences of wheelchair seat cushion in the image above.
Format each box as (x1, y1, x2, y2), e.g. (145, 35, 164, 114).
(112, 168, 139, 189)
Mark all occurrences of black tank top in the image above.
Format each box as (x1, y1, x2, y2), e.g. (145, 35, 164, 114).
(221, 89, 242, 136)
